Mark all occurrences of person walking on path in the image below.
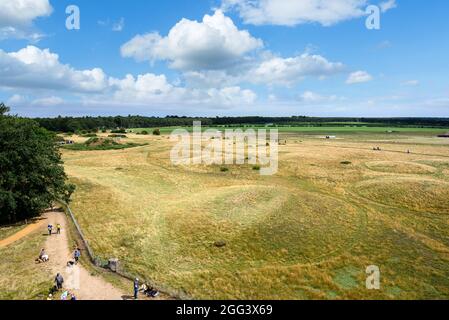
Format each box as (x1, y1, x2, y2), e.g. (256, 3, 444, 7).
(48, 224, 53, 236)
(133, 278, 139, 300)
(55, 273, 64, 290)
(56, 224, 61, 234)
(74, 248, 81, 263)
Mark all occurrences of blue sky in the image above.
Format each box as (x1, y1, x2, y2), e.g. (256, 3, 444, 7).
(1, 0, 448, 117)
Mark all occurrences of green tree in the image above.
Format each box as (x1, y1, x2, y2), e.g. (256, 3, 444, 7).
(0, 104, 75, 223)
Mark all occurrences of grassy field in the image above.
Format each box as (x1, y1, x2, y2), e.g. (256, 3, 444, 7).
(61, 128, 449, 299)
(131, 126, 448, 135)
(0, 227, 52, 300)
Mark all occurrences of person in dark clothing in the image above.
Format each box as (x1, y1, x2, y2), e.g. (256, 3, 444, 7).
(55, 273, 64, 290)
(74, 248, 81, 263)
(48, 224, 53, 236)
(134, 278, 139, 300)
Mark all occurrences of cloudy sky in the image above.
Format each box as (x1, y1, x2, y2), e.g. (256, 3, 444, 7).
(1, 0, 448, 117)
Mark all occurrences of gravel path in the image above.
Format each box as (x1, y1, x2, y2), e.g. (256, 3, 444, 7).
(44, 211, 125, 300)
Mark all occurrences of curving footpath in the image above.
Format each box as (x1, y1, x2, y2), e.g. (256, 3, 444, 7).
(43, 210, 125, 300)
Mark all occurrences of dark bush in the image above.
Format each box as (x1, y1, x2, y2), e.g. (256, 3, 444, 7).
(111, 128, 126, 134)
(153, 128, 161, 136)
(108, 134, 127, 138)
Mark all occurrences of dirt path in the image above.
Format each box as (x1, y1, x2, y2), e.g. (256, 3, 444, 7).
(43, 211, 125, 300)
(0, 219, 46, 248)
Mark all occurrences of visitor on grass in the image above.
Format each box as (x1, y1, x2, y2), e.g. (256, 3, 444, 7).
(37, 248, 49, 263)
(55, 273, 64, 290)
(39, 248, 46, 259)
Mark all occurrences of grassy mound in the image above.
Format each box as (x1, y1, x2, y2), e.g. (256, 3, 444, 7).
(365, 161, 437, 174)
(63, 137, 145, 151)
(355, 177, 449, 214)
(67, 175, 364, 299)
(62, 133, 449, 299)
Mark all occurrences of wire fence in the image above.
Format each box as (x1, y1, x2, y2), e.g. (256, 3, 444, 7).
(58, 201, 190, 300)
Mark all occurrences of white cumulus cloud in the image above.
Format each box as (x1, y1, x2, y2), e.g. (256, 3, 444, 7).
(250, 53, 345, 86)
(380, 0, 397, 13)
(0, 0, 52, 39)
(222, 0, 370, 26)
(299, 91, 341, 103)
(346, 70, 373, 84)
(32, 96, 64, 106)
(121, 10, 263, 70)
(0, 45, 257, 109)
(0, 46, 108, 93)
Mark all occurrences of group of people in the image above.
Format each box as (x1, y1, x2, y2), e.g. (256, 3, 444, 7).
(48, 272, 74, 300)
(43, 220, 161, 301)
(47, 276, 76, 301)
(41, 221, 83, 300)
(133, 278, 160, 300)
(51, 247, 82, 300)
(47, 223, 61, 236)
(67, 247, 81, 267)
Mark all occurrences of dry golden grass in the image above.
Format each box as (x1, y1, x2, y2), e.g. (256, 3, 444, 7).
(0, 224, 26, 241)
(61, 132, 449, 299)
(0, 228, 52, 300)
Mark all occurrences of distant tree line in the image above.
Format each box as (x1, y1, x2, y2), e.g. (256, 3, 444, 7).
(33, 115, 449, 132)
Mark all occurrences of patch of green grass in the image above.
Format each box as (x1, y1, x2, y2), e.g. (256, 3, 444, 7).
(333, 267, 360, 290)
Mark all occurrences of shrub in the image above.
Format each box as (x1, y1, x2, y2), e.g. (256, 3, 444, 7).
(220, 167, 229, 172)
(153, 128, 161, 136)
(141, 130, 149, 135)
(108, 134, 127, 138)
(341, 161, 352, 165)
(252, 165, 261, 171)
(111, 128, 126, 134)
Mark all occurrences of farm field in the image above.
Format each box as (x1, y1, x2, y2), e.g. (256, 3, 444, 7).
(61, 128, 449, 299)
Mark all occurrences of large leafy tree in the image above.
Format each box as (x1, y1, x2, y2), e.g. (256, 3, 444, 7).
(0, 103, 75, 223)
